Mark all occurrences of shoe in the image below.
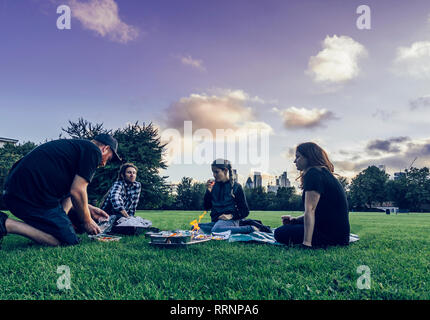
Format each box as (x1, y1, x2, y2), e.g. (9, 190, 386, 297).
(0, 211, 8, 237)
(0, 211, 8, 247)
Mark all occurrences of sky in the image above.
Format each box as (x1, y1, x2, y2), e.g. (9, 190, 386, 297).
(1, 0, 430, 188)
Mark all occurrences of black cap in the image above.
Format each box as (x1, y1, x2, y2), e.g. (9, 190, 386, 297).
(93, 134, 122, 163)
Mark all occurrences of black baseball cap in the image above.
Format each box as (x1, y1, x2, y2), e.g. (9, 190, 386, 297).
(93, 134, 122, 163)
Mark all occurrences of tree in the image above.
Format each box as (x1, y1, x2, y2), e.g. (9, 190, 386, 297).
(404, 167, 430, 212)
(386, 176, 409, 209)
(61, 118, 110, 139)
(175, 177, 194, 210)
(190, 182, 206, 210)
(274, 187, 294, 210)
(245, 186, 269, 211)
(349, 166, 389, 209)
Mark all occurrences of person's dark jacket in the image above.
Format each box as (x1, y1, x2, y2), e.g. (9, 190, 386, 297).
(203, 181, 249, 222)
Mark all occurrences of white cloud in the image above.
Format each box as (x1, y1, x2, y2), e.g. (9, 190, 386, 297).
(68, 0, 138, 43)
(163, 90, 273, 135)
(307, 35, 368, 83)
(275, 106, 337, 129)
(180, 55, 206, 71)
(208, 88, 267, 104)
(393, 41, 430, 78)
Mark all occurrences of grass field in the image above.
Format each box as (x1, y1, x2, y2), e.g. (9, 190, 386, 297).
(0, 211, 429, 300)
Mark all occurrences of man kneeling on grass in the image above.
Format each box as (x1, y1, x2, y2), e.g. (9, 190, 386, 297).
(0, 134, 121, 247)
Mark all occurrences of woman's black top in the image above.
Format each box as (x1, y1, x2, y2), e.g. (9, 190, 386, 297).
(302, 167, 350, 246)
(203, 181, 249, 222)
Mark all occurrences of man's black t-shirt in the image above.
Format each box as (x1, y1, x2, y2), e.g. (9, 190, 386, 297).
(5, 139, 102, 209)
(302, 167, 350, 245)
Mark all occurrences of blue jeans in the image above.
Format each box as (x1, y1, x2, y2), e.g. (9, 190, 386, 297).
(198, 219, 254, 234)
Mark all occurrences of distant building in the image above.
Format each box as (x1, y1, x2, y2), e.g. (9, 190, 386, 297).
(393, 172, 406, 180)
(245, 177, 253, 189)
(279, 171, 291, 188)
(253, 172, 262, 189)
(0, 137, 18, 148)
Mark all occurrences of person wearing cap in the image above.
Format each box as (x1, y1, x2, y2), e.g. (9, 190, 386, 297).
(0, 134, 121, 247)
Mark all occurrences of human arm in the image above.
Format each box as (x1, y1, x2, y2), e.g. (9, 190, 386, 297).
(88, 204, 109, 221)
(109, 181, 129, 217)
(69, 175, 101, 235)
(62, 196, 109, 221)
(303, 191, 320, 247)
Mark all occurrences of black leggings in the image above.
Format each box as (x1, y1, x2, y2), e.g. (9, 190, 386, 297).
(274, 224, 305, 245)
(274, 223, 349, 247)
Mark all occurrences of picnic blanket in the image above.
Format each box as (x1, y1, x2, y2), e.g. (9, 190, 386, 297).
(228, 231, 360, 245)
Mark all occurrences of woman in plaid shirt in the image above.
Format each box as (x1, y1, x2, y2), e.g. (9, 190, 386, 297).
(101, 163, 141, 218)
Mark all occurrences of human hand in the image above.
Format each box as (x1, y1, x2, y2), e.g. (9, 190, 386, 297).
(218, 214, 233, 221)
(281, 215, 294, 225)
(83, 218, 101, 235)
(207, 179, 215, 192)
(121, 210, 130, 218)
(88, 205, 109, 222)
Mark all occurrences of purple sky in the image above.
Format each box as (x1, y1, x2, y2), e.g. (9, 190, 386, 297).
(1, 0, 430, 186)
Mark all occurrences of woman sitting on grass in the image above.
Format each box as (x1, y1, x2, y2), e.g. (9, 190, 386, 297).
(101, 163, 141, 218)
(274, 142, 350, 248)
(198, 159, 257, 234)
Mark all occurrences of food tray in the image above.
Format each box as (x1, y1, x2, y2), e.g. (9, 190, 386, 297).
(149, 231, 211, 247)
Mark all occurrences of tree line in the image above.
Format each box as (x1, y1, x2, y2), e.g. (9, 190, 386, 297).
(1, 118, 429, 212)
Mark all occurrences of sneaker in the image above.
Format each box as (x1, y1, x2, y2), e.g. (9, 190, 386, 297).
(0, 211, 8, 236)
(0, 211, 8, 247)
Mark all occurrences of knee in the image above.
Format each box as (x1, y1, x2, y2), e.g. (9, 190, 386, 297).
(274, 225, 292, 244)
(211, 225, 223, 233)
(274, 226, 283, 242)
(57, 230, 80, 246)
(211, 222, 229, 233)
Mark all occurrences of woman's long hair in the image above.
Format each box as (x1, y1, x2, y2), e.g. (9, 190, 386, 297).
(296, 142, 334, 188)
(211, 159, 235, 196)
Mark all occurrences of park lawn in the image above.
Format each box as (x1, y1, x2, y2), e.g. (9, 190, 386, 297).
(0, 211, 429, 300)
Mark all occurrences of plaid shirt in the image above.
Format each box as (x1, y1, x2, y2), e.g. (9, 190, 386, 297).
(102, 180, 141, 216)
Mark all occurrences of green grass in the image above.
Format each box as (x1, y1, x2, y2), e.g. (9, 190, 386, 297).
(1, 211, 429, 300)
